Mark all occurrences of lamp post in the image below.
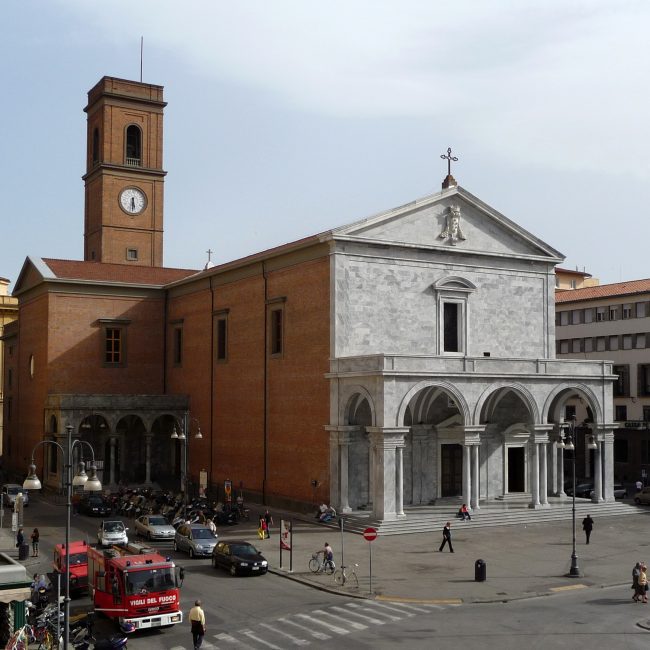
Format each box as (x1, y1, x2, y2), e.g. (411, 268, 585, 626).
(171, 414, 202, 519)
(23, 423, 102, 650)
(560, 415, 580, 577)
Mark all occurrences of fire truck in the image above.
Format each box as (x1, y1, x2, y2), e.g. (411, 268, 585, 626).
(53, 540, 89, 595)
(87, 543, 183, 631)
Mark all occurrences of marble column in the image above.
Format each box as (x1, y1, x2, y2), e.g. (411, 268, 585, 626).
(471, 445, 480, 511)
(396, 446, 405, 517)
(592, 436, 604, 503)
(326, 426, 357, 513)
(557, 443, 566, 497)
(411, 428, 429, 505)
(144, 434, 152, 485)
(540, 442, 549, 506)
(603, 431, 615, 502)
(530, 442, 540, 508)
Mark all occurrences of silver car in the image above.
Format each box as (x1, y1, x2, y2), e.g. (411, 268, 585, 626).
(2, 484, 29, 508)
(97, 520, 129, 547)
(134, 514, 176, 540)
(174, 524, 217, 558)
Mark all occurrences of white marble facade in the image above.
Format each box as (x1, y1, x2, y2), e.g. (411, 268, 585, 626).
(325, 186, 616, 520)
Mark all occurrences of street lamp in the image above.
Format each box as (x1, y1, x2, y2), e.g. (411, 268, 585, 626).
(171, 414, 202, 518)
(23, 423, 101, 650)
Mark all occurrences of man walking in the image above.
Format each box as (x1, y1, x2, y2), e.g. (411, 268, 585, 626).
(439, 521, 454, 552)
(189, 599, 206, 650)
(582, 514, 594, 544)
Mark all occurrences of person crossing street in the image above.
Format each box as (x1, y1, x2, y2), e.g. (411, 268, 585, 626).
(439, 521, 454, 553)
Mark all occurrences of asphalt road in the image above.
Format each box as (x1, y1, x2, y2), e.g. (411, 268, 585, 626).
(12, 496, 650, 649)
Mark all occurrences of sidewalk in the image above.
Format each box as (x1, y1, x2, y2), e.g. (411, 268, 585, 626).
(251, 506, 650, 604)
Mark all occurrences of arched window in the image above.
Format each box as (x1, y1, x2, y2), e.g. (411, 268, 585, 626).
(92, 128, 100, 165)
(125, 125, 142, 167)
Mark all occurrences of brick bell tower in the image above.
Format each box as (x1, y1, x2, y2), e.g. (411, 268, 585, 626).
(83, 76, 167, 266)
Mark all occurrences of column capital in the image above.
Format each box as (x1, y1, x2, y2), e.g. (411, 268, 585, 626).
(366, 427, 408, 449)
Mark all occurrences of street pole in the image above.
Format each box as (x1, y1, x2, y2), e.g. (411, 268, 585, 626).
(184, 411, 189, 519)
(566, 417, 580, 578)
(64, 423, 72, 650)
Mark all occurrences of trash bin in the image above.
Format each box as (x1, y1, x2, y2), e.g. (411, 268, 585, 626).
(18, 543, 29, 561)
(475, 558, 486, 582)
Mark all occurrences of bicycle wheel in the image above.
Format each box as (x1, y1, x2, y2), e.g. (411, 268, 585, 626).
(308, 557, 321, 573)
(324, 561, 335, 575)
(333, 569, 345, 586)
(348, 570, 359, 589)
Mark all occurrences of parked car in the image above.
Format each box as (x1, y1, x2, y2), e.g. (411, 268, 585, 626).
(565, 482, 593, 498)
(134, 514, 176, 540)
(97, 520, 128, 547)
(174, 524, 217, 558)
(590, 484, 627, 499)
(78, 495, 111, 517)
(2, 484, 29, 507)
(634, 487, 650, 505)
(211, 540, 268, 576)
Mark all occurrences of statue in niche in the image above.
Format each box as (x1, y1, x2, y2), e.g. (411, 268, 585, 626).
(438, 204, 466, 245)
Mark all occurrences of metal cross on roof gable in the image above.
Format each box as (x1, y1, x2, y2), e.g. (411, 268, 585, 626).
(440, 147, 458, 176)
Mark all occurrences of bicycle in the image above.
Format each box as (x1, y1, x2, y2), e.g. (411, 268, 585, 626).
(309, 551, 335, 575)
(333, 563, 359, 588)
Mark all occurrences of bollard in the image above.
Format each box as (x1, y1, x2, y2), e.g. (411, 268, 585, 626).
(475, 558, 486, 582)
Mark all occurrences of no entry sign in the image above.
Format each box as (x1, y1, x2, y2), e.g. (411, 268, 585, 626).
(363, 527, 378, 542)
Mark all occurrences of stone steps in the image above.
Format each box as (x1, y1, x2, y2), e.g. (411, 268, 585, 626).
(329, 500, 643, 536)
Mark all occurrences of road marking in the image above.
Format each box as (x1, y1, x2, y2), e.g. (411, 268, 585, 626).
(549, 584, 588, 592)
(313, 608, 366, 631)
(349, 602, 404, 622)
(363, 601, 416, 618)
(331, 604, 386, 625)
(296, 613, 349, 635)
(279, 616, 331, 641)
(240, 628, 283, 649)
(215, 631, 255, 648)
(259, 622, 309, 646)
(376, 595, 462, 606)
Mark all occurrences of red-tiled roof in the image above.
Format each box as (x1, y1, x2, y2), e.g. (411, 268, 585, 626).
(555, 279, 650, 303)
(42, 259, 198, 286)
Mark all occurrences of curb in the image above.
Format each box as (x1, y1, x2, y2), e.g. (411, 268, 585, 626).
(268, 567, 371, 600)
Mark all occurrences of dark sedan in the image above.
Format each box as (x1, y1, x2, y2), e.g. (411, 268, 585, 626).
(211, 540, 268, 576)
(78, 496, 112, 517)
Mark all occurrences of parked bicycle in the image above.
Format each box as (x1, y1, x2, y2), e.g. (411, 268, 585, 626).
(333, 562, 359, 588)
(309, 551, 335, 574)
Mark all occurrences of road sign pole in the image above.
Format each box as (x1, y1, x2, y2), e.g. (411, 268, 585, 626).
(340, 516, 344, 569)
(362, 527, 378, 595)
(369, 541, 372, 595)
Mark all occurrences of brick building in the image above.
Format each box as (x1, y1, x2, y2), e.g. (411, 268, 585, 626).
(2, 76, 618, 519)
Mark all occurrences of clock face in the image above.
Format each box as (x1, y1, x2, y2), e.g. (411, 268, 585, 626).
(119, 187, 146, 215)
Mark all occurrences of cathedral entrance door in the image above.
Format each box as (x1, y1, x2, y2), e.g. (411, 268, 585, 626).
(508, 447, 525, 492)
(441, 444, 463, 497)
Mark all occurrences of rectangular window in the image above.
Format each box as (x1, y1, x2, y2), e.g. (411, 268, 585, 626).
(559, 311, 570, 326)
(443, 303, 460, 352)
(609, 335, 619, 351)
(571, 310, 582, 325)
(623, 334, 633, 350)
(613, 365, 630, 397)
(565, 405, 576, 421)
(104, 328, 123, 365)
(614, 438, 629, 463)
(636, 334, 647, 349)
(609, 306, 618, 321)
(615, 404, 628, 421)
(270, 308, 283, 355)
(216, 317, 228, 361)
(637, 302, 647, 318)
(571, 339, 581, 353)
(584, 338, 593, 353)
(584, 309, 593, 324)
(623, 304, 632, 319)
(559, 340, 569, 354)
(639, 365, 650, 396)
(570, 279, 577, 289)
(644, 407, 650, 423)
(596, 307, 606, 322)
(596, 337, 606, 352)
(173, 326, 183, 366)
(126, 248, 139, 261)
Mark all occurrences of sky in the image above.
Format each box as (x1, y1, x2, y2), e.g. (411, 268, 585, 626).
(2, 0, 650, 290)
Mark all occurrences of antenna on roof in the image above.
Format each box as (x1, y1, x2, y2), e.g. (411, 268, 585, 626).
(140, 37, 143, 82)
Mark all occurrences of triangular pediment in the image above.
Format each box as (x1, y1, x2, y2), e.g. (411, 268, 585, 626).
(12, 257, 53, 296)
(330, 186, 563, 262)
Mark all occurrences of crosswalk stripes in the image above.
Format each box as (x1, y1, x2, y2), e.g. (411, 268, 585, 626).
(169, 599, 449, 649)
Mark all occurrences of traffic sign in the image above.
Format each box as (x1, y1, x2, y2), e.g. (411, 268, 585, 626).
(363, 527, 378, 542)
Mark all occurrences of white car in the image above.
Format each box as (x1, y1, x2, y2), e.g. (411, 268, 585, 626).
(97, 520, 128, 547)
(134, 514, 176, 540)
(2, 484, 29, 508)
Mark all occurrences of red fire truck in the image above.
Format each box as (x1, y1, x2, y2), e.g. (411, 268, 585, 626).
(87, 544, 183, 631)
(53, 540, 89, 595)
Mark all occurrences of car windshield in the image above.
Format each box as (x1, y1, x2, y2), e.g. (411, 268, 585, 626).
(148, 517, 167, 526)
(231, 544, 257, 557)
(66, 553, 87, 565)
(87, 498, 104, 506)
(6, 487, 20, 495)
(192, 529, 215, 540)
(124, 568, 176, 595)
(103, 522, 125, 533)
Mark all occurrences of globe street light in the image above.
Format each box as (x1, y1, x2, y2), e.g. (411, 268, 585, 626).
(171, 414, 202, 518)
(23, 423, 101, 650)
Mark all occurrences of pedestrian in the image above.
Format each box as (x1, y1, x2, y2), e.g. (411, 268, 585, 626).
(633, 562, 642, 602)
(264, 509, 273, 538)
(16, 528, 24, 550)
(581, 514, 594, 544)
(636, 479, 643, 492)
(30, 528, 39, 557)
(639, 563, 648, 604)
(258, 516, 267, 540)
(189, 599, 206, 649)
(206, 518, 216, 534)
(439, 521, 454, 552)
(460, 504, 471, 521)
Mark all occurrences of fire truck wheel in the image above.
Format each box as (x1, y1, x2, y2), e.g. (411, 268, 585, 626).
(230, 564, 237, 577)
